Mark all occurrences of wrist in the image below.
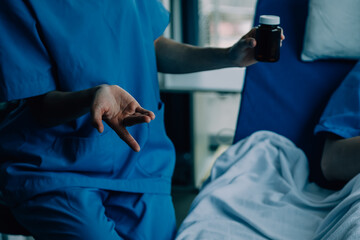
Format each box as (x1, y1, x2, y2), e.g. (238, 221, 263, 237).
(84, 85, 104, 110)
(205, 47, 236, 69)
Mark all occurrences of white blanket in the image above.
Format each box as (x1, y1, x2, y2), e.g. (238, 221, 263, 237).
(176, 131, 360, 240)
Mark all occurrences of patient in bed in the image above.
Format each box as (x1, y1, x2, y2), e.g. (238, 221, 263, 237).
(176, 61, 360, 240)
(315, 61, 360, 184)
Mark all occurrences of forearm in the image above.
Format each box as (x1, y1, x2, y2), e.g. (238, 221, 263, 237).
(155, 37, 235, 74)
(321, 136, 360, 182)
(28, 86, 100, 127)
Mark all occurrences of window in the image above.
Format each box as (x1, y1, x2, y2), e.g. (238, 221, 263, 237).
(161, 0, 258, 188)
(199, 0, 257, 48)
(161, 0, 257, 92)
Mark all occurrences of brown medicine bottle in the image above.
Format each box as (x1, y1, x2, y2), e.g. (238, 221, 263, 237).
(255, 15, 282, 62)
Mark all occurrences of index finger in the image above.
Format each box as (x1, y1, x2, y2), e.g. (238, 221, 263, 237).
(117, 126, 141, 152)
(106, 119, 141, 152)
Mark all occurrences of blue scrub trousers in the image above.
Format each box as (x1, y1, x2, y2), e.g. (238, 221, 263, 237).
(10, 188, 176, 240)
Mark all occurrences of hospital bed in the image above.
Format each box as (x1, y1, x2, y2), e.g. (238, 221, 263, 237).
(176, 0, 358, 239)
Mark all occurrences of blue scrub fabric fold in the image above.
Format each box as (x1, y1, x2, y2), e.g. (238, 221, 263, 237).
(11, 188, 176, 240)
(0, 1, 56, 101)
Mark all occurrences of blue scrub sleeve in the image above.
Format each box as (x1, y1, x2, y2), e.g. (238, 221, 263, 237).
(0, 1, 56, 102)
(314, 61, 360, 139)
(148, 0, 170, 40)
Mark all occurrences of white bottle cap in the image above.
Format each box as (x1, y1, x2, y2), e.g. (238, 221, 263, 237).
(259, 15, 280, 25)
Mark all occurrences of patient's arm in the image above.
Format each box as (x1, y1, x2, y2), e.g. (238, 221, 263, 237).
(321, 134, 360, 182)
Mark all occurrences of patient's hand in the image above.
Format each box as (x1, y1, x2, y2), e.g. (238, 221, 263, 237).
(321, 135, 360, 182)
(91, 84, 155, 152)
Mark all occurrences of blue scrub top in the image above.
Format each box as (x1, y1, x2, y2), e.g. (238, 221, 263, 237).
(0, 0, 175, 205)
(314, 61, 360, 138)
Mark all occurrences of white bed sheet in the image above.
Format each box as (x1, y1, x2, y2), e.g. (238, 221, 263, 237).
(176, 131, 360, 240)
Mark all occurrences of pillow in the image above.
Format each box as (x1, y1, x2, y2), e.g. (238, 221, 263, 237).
(301, 0, 360, 62)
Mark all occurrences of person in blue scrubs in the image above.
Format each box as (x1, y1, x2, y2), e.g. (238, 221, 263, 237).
(0, 0, 259, 239)
(315, 61, 360, 184)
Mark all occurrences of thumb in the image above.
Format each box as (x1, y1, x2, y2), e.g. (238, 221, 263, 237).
(238, 38, 256, 50)
(244, 38, 256, 48)
(92, 106, 104, 133)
